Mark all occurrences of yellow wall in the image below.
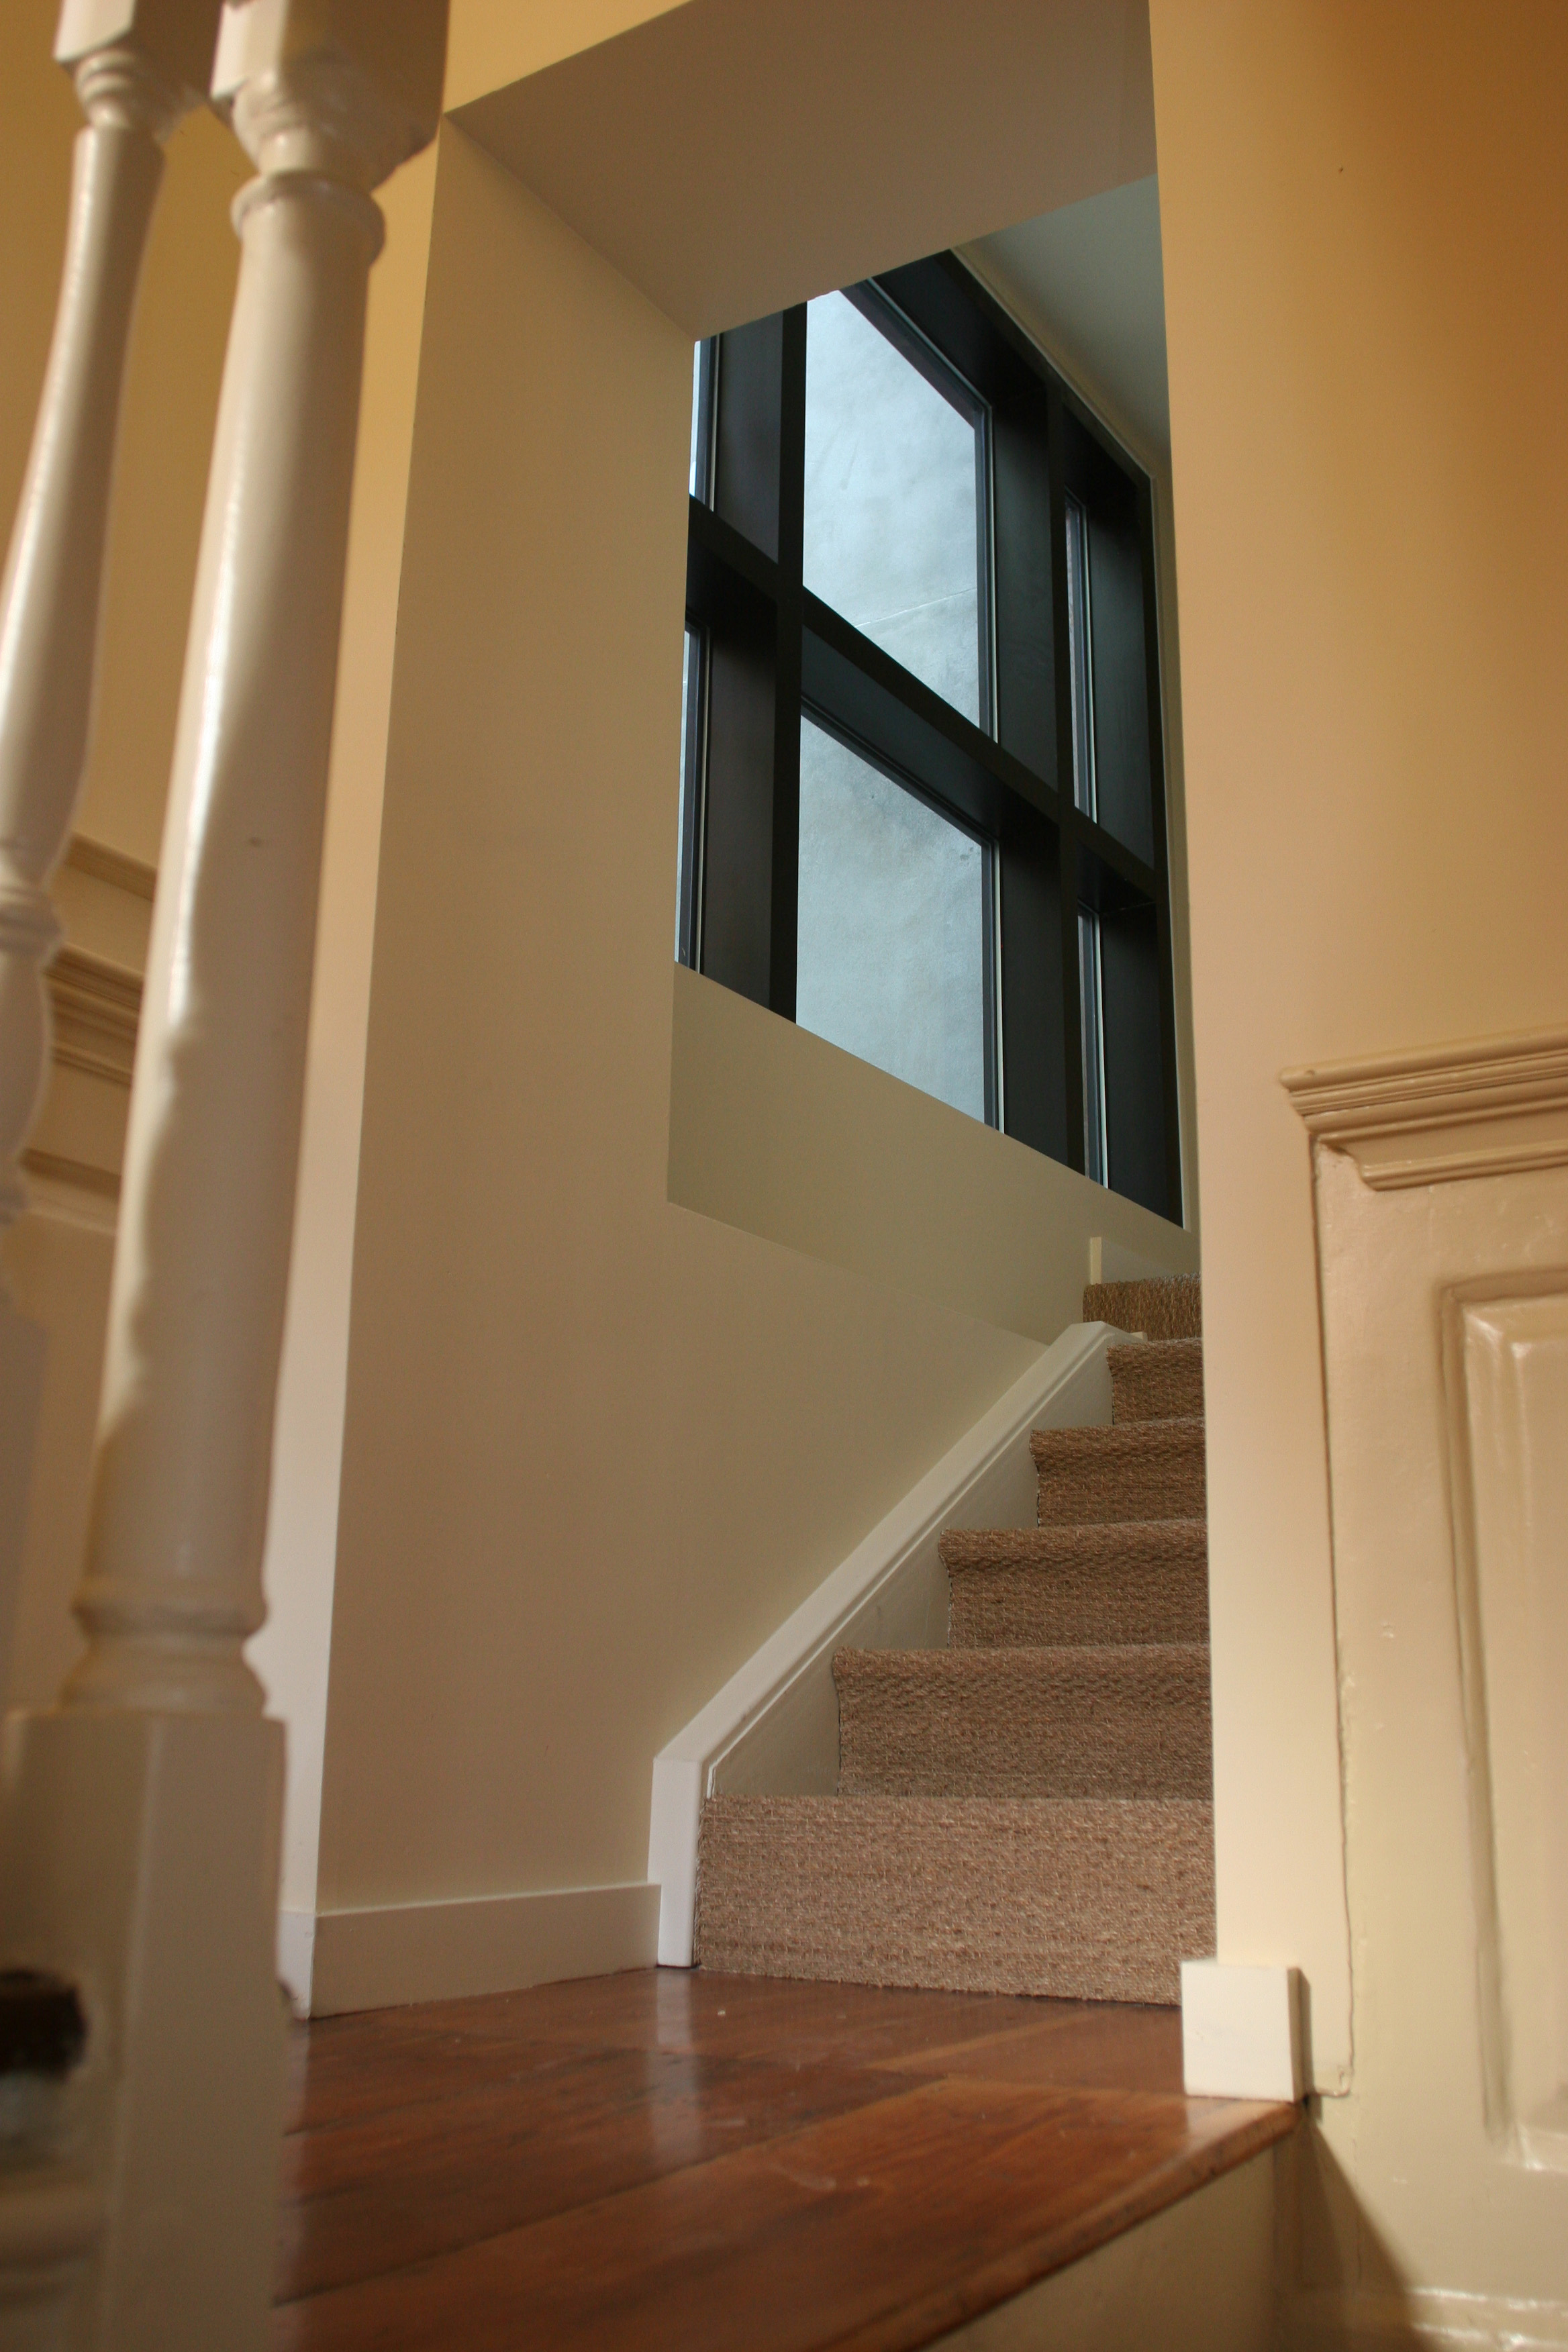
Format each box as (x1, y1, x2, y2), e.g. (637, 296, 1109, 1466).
(1150, 0, 1568, 2274)
(312, 125, 1048, 1908)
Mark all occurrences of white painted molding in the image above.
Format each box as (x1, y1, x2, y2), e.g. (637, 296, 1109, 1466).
(1089, 1232, 1180, 1286)
(1286, 2288, 1568, 2351)
(65, 833, 156, 902)
(296, 1883, 660, 2018)
(1282, 1024, 1568, 1189)
(45, 945, 140, 1086)
(1181, 1959, 1304, 2102)
(648, 1321, 1127, 1967)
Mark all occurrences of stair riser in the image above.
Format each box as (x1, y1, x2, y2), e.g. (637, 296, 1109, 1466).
(836, 1650, 1212, 1802)
(695, 1794, 1216, 2006)
(1034, 1430, 1206, 1526)
(948, 1560, 1208, 1649)
(1108, 1341, 1204, 1424)
(1084, 1277, 1201, 1341)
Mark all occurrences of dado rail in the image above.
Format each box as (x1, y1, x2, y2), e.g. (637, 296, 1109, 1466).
(0, 3, 447, 2343)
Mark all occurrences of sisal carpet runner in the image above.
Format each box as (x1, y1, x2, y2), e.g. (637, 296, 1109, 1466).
(694, 1275, 1214, 2004)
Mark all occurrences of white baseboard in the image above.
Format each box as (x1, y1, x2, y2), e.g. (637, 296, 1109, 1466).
(647, 1320, 1128, 1967)
(1181, 1959, 1304, 2100)
(282, 1881, 660, 2017)
(278, 1908, 317, 2016)
(1287, 2288, 1568, 2349)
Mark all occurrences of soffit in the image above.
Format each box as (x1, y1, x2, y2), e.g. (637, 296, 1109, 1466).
(449, 0, 1156, 338)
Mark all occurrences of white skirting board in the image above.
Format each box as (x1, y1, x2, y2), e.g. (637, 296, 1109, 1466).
(1285, 2289, 1568, 2350)
(647, 1320, 1129, 1969)
(279, 1881, 661, 2017)
(1181, 1959, 1304, 2101)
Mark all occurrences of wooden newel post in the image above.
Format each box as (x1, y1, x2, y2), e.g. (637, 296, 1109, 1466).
(0, 1, 446, 2343)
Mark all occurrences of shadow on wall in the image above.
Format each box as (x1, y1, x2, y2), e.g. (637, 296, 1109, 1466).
(1283, 2121, 1428, 2349)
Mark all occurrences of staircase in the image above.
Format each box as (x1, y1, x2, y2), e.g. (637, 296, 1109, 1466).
(693, 1276, 1214, 2004)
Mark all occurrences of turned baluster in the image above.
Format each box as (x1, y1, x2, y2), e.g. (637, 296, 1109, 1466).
(0, 3, 446, 2343)
(0, 0, 217, 1261)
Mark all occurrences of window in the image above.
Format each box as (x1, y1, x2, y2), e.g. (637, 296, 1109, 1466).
(676, 254, 1179, 1220)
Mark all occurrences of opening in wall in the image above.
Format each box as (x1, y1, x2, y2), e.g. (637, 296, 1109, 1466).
(676, 251, 1180, 1222)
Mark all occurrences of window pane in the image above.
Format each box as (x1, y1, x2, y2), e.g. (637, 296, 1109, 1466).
(1066, 494, 1096, 820)
(804, 293, 983, 724)
(1078, 907, 1108, 1185)
(796, 715, 987, 1121)
(689, 344, 702, 497)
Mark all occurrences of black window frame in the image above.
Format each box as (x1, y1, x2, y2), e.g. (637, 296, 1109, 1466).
(678, 252, 1182, 1224)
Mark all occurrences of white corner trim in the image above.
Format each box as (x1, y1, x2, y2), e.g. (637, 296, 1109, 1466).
(1181, 1959, 1304, 2102)
(293, 1882, 660, 2018)
(1286, 2287, 1568, 2351)
(277, 1907, 317, 2017)
(648, 1320, 1128, 1967)
(1281, 1025, 1568, 1190)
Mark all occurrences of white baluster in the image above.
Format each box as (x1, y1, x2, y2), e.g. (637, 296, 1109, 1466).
(0, 1, 221, 1721)
(0, 3, 446, 2343)
(0, 0, 217, 1261)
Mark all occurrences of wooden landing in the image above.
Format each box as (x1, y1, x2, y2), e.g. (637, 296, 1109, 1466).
(275, 1968, 1294, 2351)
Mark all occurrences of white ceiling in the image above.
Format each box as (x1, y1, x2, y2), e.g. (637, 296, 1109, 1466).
(970, 176, 1170, 460)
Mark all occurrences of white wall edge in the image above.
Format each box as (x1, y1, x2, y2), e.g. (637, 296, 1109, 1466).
(1286, 2288, 1568, 2351)
(648, 1318, 1128, 1967)
(1181, 1958, 1304, 2102)
(293, 1881, 660, 2018)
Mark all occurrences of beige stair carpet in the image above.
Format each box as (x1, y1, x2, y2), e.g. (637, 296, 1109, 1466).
(942, 1522, 1208, 1648)
(694, 1275, 1215, 2004)
(1085, 1274, 1201, 1340)
(1109, 1336, 1204, 1422)
(1032, 1418, 1206, 1524)
(697, 1794, 1215, 2006)
(834, 1645, 1212, 1800)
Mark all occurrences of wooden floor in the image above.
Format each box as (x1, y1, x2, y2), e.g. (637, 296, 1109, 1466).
(276, 1968, 1294, 2351)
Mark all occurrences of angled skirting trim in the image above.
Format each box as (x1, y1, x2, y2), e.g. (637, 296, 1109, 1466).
(285, 1881, 660, 2018)
(648, 1321, 1126, 1968)
(1282, 1024, 1568, 1189)
(44, 946, 140, 1087)
(1287, 2288, 1568, 2350)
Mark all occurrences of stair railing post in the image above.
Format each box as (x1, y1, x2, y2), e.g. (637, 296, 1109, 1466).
(0, 2, 446, 2344)
(0, 0, 220, 1712)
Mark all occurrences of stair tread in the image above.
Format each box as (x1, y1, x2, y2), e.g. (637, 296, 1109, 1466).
(695, 1792, 1216, 2005)
(834, 1645, 1212, 1802)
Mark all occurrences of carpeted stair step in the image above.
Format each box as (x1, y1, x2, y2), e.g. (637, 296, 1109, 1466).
(694, 1792, 1216, 2004)
(834, 1645, 1212, 1800)
(1109, 1337, 1204, 1424)
(1032, 1418, 1206, 1525)
(940, 1520, 1209, 1647)
(1084, 1275, 1202, 1340)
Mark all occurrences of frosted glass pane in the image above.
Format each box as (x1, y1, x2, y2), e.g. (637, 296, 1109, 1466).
(804, 293, 981, 723)
(796, 716, 987, 1120)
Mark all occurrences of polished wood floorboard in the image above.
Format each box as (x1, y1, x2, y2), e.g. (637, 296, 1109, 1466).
(276, 1969, 1293, 2351)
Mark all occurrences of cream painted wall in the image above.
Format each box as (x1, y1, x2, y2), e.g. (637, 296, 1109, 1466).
(1148, 0, 1568, 2266)
(311, 125, 1045, 1911)
(670, 963, 1195, 1343)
